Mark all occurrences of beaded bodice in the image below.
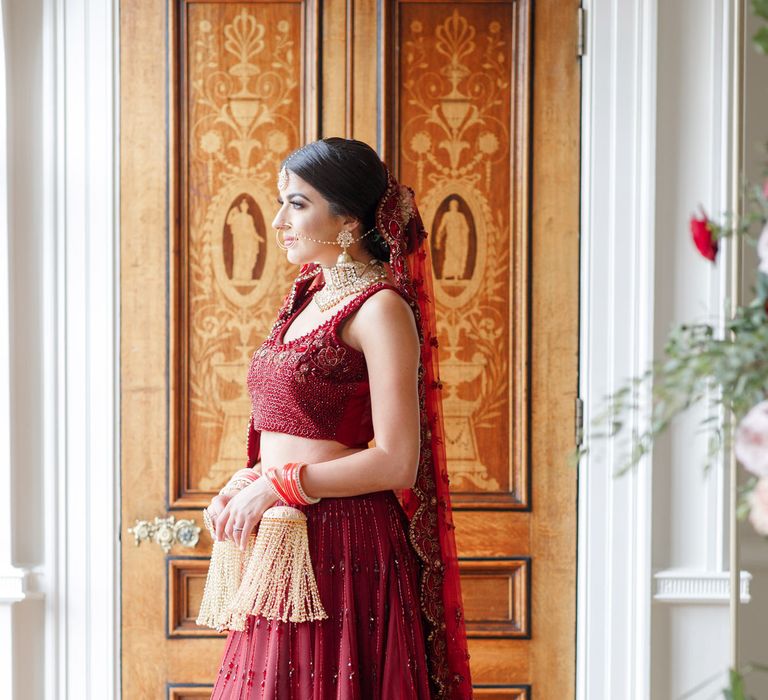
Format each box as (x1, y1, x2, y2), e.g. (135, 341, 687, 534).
(247, 277, 403, 446)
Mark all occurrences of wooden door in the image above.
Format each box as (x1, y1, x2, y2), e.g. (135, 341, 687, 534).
(120, 1, 579, 697)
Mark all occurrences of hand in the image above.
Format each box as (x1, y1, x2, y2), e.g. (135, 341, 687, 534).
(205, 492, 233, 539)
(215, 478, 280, 550)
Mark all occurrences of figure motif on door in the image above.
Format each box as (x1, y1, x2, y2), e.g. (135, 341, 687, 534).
(224, 195, 266, 285)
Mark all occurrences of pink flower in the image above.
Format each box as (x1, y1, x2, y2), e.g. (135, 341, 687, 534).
(734, 400, 768, 477)
(763, 179, 768, 200)
(748, 478, 768, 537)
(759, 222, 768, 275)
(690, 211, 718, 262)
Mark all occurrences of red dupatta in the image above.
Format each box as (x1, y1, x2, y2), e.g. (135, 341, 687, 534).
(375, 166, 472, 698)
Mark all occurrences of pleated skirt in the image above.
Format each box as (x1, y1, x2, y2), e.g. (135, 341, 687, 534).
(209, 490, 433, 699)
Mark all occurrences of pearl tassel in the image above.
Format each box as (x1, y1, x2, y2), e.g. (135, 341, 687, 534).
(197, 504, 327, 631)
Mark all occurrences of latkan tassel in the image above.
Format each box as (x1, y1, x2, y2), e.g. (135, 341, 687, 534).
(196, 508, 255, 632)
(227, 505, 328, 623)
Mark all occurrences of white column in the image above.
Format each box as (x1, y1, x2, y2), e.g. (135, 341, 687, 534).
(1, 1, 47, 698)
(577, 1, 657, 696)
(578, 1, 750, 698)
(1, 0, 119, 698)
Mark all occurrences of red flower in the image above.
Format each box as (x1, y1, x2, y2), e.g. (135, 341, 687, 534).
(690, 211, 718, 262)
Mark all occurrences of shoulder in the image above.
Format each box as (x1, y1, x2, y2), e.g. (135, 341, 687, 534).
(354, 285, 416, 332)
(347, 284, 419, 360)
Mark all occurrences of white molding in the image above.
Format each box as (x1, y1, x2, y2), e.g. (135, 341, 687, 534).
(38, 0, 121, 698)
(653, 569, 751, 604)
(0, 569, 45, 604)
(0, 3, 41, 697)
(577, 1, 657, 698)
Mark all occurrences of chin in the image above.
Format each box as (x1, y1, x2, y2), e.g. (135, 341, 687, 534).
(284, 245, 300, 263)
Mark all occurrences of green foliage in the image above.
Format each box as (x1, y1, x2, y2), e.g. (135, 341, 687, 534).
(722, 664, 768, 700)
(753, 1, 768, 52)
(570, 186, 768, 486)
(569, 7, 768, 520)
(723, 668, 751, 700)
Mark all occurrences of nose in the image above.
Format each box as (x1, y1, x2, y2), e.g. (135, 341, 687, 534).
(272, 215, 290, 231)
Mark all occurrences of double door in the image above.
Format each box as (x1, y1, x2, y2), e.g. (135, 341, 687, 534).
(120, 0, 580, 696)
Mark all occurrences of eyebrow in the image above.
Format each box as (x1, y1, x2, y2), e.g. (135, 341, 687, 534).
(282, 192, 311, 202)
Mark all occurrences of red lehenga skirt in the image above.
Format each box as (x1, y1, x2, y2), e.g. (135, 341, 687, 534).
(210, 490, 433, 699)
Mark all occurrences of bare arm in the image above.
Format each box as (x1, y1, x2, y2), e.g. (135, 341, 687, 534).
(299, 288, 421, 495)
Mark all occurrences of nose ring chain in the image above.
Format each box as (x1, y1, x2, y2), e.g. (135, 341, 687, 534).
(273, 225, 377, 252)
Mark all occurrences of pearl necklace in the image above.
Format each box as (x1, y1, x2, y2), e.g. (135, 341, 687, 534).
(313, 257, 388, 311)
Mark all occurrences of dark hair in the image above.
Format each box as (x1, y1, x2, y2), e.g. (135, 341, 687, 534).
(280, 138, 391, 262)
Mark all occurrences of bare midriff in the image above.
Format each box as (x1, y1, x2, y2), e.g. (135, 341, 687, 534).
(257, 431, 369, 474)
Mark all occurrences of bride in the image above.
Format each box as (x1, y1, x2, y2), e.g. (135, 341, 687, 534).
(200, 137, 473, 699)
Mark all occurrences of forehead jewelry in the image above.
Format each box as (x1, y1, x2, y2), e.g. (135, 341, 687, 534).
(277, 165, 289, 191)
(277, 146, 304, 191)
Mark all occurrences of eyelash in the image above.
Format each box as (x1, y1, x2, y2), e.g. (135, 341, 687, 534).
(277, 199, 303, 210)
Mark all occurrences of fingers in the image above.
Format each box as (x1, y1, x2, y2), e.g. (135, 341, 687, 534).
(226, 514, 254, 548)
(206, 493, 231, 539)
(214, 504, 231, 542)
(235, 516, 258, 550)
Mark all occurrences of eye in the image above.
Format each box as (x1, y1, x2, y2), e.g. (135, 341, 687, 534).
(289, 200, 303, 209)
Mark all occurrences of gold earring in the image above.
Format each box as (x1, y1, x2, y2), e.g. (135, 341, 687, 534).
(335, 229, 355, 264)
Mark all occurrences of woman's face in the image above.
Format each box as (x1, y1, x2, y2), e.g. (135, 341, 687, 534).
(272, 169, 366, 267)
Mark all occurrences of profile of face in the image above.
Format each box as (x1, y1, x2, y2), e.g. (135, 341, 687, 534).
(272, 169, 371, 268)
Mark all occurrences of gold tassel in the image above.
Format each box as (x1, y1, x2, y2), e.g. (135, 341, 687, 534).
(227, 506, 328, 624)
(196, 508, 255, 632)
(196, 505, 327, 632)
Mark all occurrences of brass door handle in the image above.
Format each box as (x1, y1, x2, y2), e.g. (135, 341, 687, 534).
(127, 515, 202, 553)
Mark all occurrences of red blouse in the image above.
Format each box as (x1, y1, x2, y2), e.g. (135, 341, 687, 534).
(246, 279, 405, 451)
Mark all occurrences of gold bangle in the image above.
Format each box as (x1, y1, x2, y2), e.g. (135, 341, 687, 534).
(219, 478, 254, 497)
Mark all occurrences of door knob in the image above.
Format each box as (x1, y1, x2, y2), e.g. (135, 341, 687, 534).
(127, 514, 202, 553)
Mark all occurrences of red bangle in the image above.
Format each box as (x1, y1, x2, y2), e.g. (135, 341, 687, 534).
(285, 462, 320, 505)
(283, 463, 305, 504)
(264, 467, 293, 503)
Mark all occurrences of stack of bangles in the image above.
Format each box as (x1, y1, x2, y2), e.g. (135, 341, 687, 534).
(263, 462, 321, 505)
(217, 462, 320, 506)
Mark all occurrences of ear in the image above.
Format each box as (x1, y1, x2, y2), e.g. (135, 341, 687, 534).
(341, 213, 362, 231)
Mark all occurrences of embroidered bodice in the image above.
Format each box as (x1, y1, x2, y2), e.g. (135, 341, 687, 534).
(247, 277, 405, 447)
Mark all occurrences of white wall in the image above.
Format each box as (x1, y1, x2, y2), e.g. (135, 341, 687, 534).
(579, 1, 764, 698)
(738, 9, 768, 699)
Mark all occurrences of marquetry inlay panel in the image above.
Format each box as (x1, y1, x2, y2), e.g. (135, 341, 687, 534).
(171, 0, 319, 507)
(394, 1, 530, 509)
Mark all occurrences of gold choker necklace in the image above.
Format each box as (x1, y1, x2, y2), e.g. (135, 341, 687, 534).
(314, 257, 388, 311)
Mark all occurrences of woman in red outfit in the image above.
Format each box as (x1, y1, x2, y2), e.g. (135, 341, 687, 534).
(203, 138, 472, 699)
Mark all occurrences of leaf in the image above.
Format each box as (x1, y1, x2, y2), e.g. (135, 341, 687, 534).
(752, 0, 768, 22)
(754, 26, 768, 54)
